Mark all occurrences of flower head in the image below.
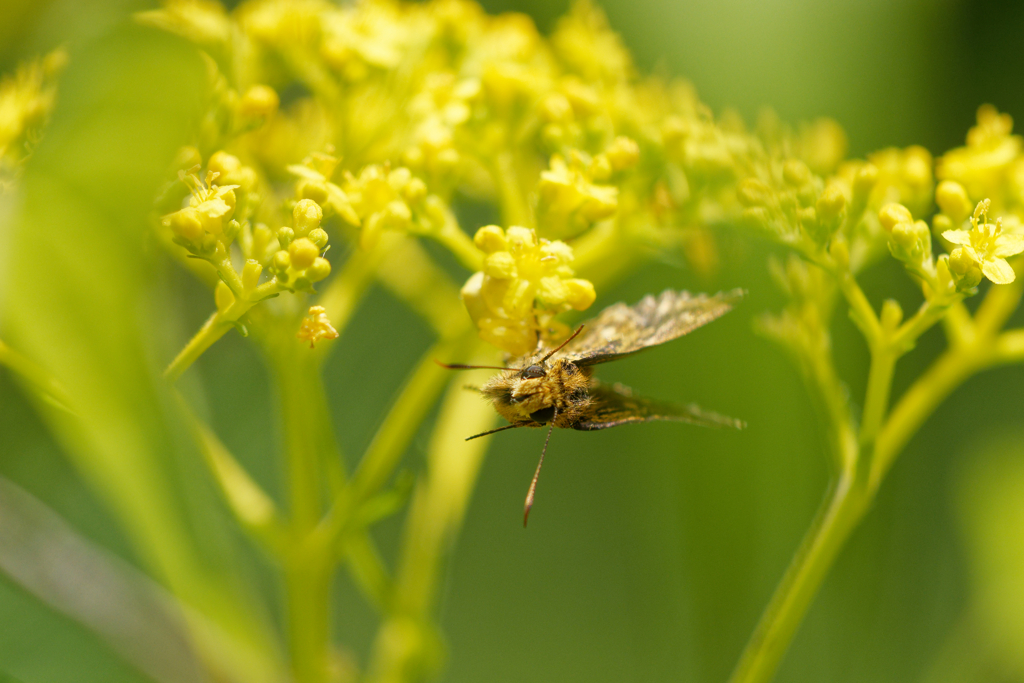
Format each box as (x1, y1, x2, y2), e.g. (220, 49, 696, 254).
(297, 306, 339, 348)
(462, 225, 595, 355)
(943, 199, 1024, 286)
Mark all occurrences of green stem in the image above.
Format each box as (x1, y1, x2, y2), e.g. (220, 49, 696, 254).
(432, 213, 483, 272)
(271, 341, 343, 683)
(318, 331, 478, 545)
(837, 271, 880, 344)
(868, 346, 979, 492)
(728, 473, 869, 683)
(858, 347, 896, 452)
(364, 357, 497, 683)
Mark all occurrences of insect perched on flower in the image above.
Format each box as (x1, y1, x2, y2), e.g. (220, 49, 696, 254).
(440, 289, 746, 525)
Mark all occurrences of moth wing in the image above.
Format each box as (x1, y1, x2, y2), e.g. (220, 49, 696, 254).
(551, 289, 744, 367)
(573, 381, 745, 431)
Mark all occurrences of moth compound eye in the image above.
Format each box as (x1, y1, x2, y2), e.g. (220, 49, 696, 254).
(520, 364, 545, 379)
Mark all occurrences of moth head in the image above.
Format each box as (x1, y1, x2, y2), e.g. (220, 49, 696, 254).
(518, 364, 546, 379)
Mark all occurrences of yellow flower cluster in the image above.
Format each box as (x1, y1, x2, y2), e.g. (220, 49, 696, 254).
(0, 49, 64, 184)
(938, 105, 1022, 209)
(536, 152, 618, 238)
(339, 164, 439, 250)
(269, 199, 332, 292)
(461, 225, 595, 355)
(165, 167, 241, 259)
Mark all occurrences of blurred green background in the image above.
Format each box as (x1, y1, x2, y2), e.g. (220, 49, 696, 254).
(2, 1, 1024, 682)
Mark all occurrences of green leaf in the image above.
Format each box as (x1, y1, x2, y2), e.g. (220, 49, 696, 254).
(0, 23, 282, 683)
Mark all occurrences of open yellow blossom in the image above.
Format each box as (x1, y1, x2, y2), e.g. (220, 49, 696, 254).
(461, 225, 596, 355)
(297, 306, 339, 348)
(943, 199, 1024, 285)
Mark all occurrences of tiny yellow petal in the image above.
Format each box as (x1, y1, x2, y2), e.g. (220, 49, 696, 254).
(942, 229, 972, 246)
(484, 251, 517, 279)
(993, 233, 1024, 258)
(982, 257, 1015, 284)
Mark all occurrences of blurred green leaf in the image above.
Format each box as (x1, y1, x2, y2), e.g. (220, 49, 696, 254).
(0, 22, 282, 683)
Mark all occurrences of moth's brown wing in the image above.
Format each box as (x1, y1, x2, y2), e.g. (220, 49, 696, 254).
(554, 289, 744, 367)
(573, 381, 745, 431)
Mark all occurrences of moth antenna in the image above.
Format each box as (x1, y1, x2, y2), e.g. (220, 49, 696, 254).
(434, 360, 509, 371)
(539, 325, 585, 364)
(465, 423, 523, 440)
(523, 412, 556, 527)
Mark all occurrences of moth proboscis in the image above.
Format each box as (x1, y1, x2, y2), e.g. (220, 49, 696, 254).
(439, 288, 746, 526)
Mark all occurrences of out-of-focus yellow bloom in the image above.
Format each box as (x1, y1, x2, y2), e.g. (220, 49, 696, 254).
(943, 199, 1024, 286)
(342, 164, 432, 249)
(536, 153, 618, 238)
(0, 50, 64, 177)
(938, 105, 1022, 209)
(461, 225, 595, 355)
(287, 151, 360, 225)
(297, 305, 339, 348)
(550, 0, 633, 86)
(864, 145, 934, 218)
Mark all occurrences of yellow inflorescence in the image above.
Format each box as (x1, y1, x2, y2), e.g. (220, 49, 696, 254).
(462, 225, 595, 356)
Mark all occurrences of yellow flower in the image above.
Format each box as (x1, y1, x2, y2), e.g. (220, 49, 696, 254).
(943, 199, 1024, 285)
(297, 306, 339, 348)
(461, 225, 595, 355)
(287, 151, 360, 225)
(536, 153, 617, 238)
(342, 164, 431, 249)
(937, 105, 1022, 207)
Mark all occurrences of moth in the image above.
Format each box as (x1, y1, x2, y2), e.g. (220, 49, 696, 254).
(441, 289, 745, 526)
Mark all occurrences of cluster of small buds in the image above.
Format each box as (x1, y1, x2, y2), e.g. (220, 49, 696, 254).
(880, 203, 935, 282)
(165, 167, 241, 259)
(737, 159, 845, 250)
(937, 105, 1021, 206)
(341, 164, 438, 249)
(536, 151, 620, 238)
(942, 198, 1024, 288)
(288, 151, 360, 225)
(461, 225, 596, 356)
(269, 199, 332, 292)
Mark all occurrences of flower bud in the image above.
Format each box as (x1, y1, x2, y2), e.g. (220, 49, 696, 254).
(272, 250, 291, 272)
(167, 208, 204, 242)
(293, 199, 323, 236)
(242, 260, 262, 292)
(606, 136, 640, 171)
(782, 160, 811, 187)
(308, 227, 329, 248)
(816, 185, 847, 225)
(935, 180, 972, 224)
(307, 257, 332, 282)
(289, 237, 319, 270)
(238, 84, 279, 119)
(277, 226, 295, 248)
(948, 247, 983, 289)
(879, 203, 913, 232)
